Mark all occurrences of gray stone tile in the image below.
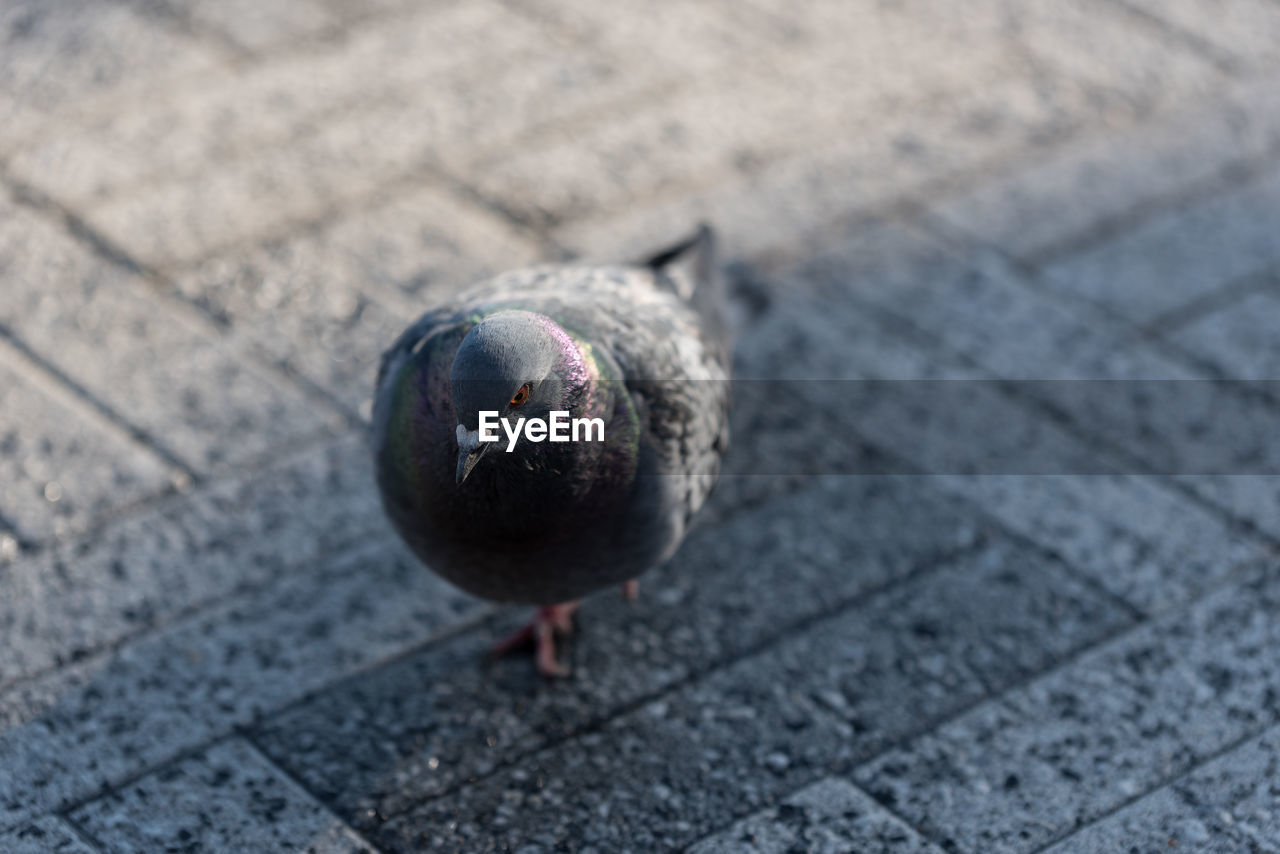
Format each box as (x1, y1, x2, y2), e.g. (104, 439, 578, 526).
(1173, 475, 1280, 545)
(0, 351, 173, 542)
(549, 5, 1213, 248)
(557, 62, 1108, 266)
(1176, 289, 1280, 379)
(1173, 725, 1280, 853)
(253, 475, 986, 824)
(1042, 162, 1280, 324)
(743, 272, 1268, 613)
(374, 537, 1130, 852)
(1126, 0, 1280, 68)
(523, 0, 775, 76)
(744, 279, 1113, 480)
(1042, 724, 1280, 854)
(704, 388, 899, 523)
(798, 219, 1280, 533)
(856, 569, 1280, 854)
(1006, 1, 1223, 115)
(0, 434, 385, 688)
(0, 194, 335, 473)
(467, 66, 853, 229)
(378, 655, 854, 853)
(817, 228, 1280, 477)
(801, 222, 1194, 380)
(931, 474, 1267, 614)
(72, 738, 375, 853)
(304, 186, 543, 305)
(479, 0, 1141, 231)
(0, 540, 483, 824)
(741, 0, 1222, 118)
(156, 0, 342, 54)
(0, 816, 95, 853)
(79, 117, 418, 268)
(173, 184, 541, 414)
(0, 0, 221, 147)
(932, 73, 1280, 260)
(689, 778, 945, 854)
(6, 1, 549, 208)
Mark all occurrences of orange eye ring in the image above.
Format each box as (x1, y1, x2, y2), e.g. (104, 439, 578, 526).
(509, 383, 531, 408)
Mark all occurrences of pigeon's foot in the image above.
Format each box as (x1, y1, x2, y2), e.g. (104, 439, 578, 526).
(491, 602, 580, 677)
(622, 579, 639, 602)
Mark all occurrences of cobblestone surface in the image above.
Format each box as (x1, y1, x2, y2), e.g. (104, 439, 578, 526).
(2, 0, 1278, 851)
(689, 778, 945, 854)
(1039, 723, 1280, 853)
(71, 738, 377, 853)
(856, 568, 1280, 854)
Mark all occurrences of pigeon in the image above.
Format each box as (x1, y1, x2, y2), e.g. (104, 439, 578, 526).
(371, 226, 731, 676)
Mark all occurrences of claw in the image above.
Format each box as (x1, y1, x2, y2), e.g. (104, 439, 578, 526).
(490, 602, 579, 677)
(622, 579, 639, 602)
(535, 619, 571, 677)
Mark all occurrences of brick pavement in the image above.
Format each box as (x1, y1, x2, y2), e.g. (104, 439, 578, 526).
(2, 0, 1279, 851)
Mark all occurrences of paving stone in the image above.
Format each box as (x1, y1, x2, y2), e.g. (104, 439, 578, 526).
(468, 68, 853, 229)
(743, 278, 1268, 614)
(0, 194, 334, 473)
(81, 117, 428, 268)
(477, 0, 1092, 230)
(1041, 724, 1280, 854)
(0, 816, 95, 854)
(557, 63, 1106, 265)
(0, 540, 482, 824)
(800, 219, 1280, 523)
(0, 433, 384, 689)
(376, 653, 854, 853)
(0, 0, 221, 148)
(803, 227, 1280, 482)
(1004, 1, 1222, 116)
(856, 568, 1280, 854)
(76, 43, 699, 269)
(1173, 474, 1280, 545)
(931, 474, 1267, 615)
(6, 1, 551, 208)
(1126, 0, 1280, 68)
(253, 474, 985, 824)
(1042, 162, 1280, 324)
(154, 0, 343, 54)
(0, 352, 173, 542)
(0, 3, 1274, 850)
(689, 778, 945, 854)
(704, 384, 900, 524)
(913, 284, 1280, 542)
(173, 184, 541, 414)
(72, 738, 376, 853)
(374, 538, 1130, 852)
(799, 223, 1192, 380)
(522, 0, 776, 76)
(932, 73, 1280, 260)
(1175, 289, 1280, 379)
(740, 0, 1222, 118)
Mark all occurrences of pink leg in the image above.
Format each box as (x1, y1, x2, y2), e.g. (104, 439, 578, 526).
(622, 579, 639, 602)
(490, 602, 579, 677)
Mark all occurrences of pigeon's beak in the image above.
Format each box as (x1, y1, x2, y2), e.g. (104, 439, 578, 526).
(456, 443, 490, 486)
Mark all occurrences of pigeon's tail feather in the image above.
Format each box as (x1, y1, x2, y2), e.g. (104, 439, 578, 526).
(645, 224, 730, 358)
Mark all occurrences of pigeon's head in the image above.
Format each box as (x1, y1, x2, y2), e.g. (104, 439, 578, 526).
(449, 310, 588, 485)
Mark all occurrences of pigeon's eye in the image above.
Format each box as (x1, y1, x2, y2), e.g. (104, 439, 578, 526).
(509, 384, 531, 408)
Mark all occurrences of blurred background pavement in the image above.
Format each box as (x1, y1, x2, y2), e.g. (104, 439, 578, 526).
(2, 1, 1280, 851)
